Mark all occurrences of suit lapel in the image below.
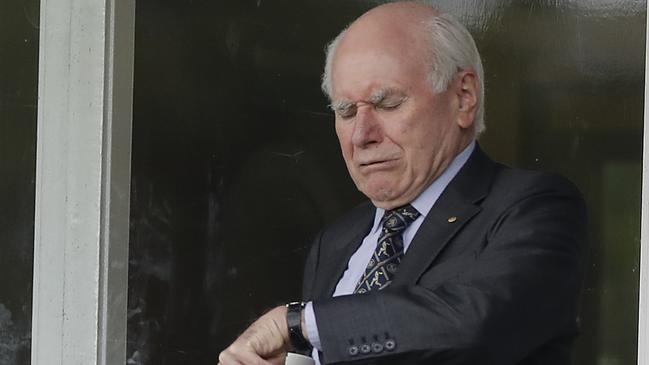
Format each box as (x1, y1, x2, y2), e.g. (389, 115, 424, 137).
(393, 189, 480, 285)
(394, 144, 497, 286)
(313, 204, 375, 299)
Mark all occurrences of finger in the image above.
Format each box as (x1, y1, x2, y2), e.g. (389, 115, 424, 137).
(217, 350, 245, 365)
(220, 346, 276, 365)
(235, 350, 276, 365)
(266, 353, 288, 365)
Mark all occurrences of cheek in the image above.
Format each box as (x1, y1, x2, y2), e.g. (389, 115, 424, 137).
(334, 122, 345, 143)
(391, 117, 431, 153)
(335, 124, 354, 158)
(334, 120, 348, 141)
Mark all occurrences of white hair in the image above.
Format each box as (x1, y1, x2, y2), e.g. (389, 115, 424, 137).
(321, 11, 486, 136)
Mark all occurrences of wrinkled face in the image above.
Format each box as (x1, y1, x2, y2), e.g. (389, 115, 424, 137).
(330, 26, 472, 209)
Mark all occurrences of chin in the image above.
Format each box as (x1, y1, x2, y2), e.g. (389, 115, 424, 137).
(371, 199, 408, 210)
(362, 184, 393, 200)
(364, 188, 405, 209)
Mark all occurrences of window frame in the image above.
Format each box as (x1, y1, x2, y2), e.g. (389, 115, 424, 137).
(31, 0, 134, 363)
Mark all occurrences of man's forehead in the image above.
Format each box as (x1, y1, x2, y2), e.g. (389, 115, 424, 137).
(339, 15, 423, 53)
(327, 3, 436, 101)
(331, 15, 430, 75)
(330, 39, 428, 101)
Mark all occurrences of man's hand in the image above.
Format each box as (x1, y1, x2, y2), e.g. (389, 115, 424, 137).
(218, 306, 290, 365)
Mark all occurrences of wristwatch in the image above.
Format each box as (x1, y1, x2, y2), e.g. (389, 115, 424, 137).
(286, 301, 312, 353)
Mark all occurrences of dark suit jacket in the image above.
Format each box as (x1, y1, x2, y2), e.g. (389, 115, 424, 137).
(302, 145, 586, 365)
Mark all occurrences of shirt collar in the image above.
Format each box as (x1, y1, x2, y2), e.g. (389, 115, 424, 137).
(371, 141, 476, 233)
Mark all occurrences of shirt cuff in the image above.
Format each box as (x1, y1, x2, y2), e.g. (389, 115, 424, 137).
(304, 301, 322, 351)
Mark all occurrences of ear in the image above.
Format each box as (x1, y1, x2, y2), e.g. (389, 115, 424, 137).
(454, 70, 479, 130)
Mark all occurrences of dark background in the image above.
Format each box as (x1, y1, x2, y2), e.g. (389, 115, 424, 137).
(123, 0, 644, 364)
(0, 0, 40, 363)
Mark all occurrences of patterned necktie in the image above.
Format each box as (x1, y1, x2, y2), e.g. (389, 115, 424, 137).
(354, 204, 420, 293)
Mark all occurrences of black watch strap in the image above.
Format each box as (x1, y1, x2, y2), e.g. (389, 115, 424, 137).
(286, 301, 312, 354)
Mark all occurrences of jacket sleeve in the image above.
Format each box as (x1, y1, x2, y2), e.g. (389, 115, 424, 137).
(312, 174, 587, 364)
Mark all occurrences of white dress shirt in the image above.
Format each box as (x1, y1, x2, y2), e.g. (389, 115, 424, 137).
(304, 142, 475, 363)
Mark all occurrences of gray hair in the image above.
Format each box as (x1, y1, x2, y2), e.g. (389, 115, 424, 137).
(320, 12, 486, 136)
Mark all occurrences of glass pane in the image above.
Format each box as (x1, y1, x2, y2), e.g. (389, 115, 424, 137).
(0, 0, 40, 364)
(128, 1, 645, 364)
(473, 3, 645, 363)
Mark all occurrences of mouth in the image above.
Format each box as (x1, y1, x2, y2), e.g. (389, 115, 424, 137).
(360, 160, 385, 167)
(358, 158, 398, 170)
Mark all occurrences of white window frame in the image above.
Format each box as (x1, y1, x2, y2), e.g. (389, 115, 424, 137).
(31, 0, 134, 363)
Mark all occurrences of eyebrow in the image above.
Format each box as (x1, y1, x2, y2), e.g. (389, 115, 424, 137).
(330, 88, 407, 112)
(330, 100, 355, 112)
(369, 88, 402, 104)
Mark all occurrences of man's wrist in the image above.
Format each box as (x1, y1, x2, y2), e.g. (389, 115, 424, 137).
(286, 302, 313, 353)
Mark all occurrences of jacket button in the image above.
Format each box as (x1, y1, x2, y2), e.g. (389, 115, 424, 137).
(348, 345, 359, 356)
(385, 339, 396, 351)
(371, 342, 384, 353)
(360, 344, 371, 354)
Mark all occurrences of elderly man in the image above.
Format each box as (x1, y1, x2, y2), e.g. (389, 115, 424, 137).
(218, 2, 586, 364)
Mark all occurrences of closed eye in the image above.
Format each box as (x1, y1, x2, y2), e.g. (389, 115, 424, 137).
(335, 105, 357, 119)
(377, 101, 403, 110)
(376, 96, 407, 111)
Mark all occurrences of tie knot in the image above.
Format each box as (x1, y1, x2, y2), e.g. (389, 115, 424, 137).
(381, 204, 420, 233)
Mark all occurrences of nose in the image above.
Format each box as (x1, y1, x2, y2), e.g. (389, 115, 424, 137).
(351, 105, 382, 148)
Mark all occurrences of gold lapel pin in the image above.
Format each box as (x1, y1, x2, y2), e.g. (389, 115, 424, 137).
(447, 216, 458, 223)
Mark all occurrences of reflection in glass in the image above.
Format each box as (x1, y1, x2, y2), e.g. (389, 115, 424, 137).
(128, 1, 645, 364)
